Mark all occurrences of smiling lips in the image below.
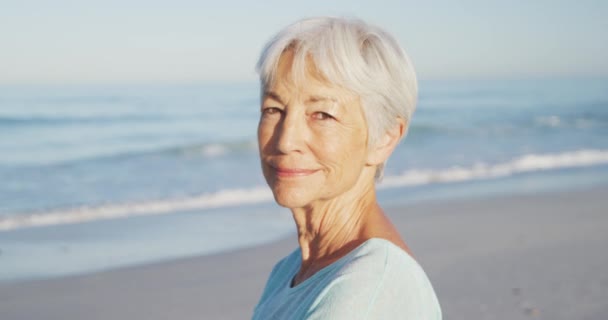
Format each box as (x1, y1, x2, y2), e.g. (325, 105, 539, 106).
(271, 166, 319, 178)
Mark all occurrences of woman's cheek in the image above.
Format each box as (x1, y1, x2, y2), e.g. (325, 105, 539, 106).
(258, 119, 277, 138)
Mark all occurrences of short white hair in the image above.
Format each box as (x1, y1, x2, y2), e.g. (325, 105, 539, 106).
(256, 17, 418, 180)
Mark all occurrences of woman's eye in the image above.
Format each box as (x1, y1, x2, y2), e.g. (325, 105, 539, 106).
(262, 107, 281, 116)
(312, 112, 334, 121)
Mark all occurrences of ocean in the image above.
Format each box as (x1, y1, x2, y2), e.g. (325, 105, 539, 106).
(1, 78, 607, 282)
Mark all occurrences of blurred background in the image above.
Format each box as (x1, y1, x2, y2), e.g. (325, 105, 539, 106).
(1, 0, 607, 282)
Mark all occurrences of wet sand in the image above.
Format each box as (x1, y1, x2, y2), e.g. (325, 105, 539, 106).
(1, 187, 607, 319)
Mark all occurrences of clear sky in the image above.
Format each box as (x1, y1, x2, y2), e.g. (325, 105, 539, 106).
(1, 0, 607, 84)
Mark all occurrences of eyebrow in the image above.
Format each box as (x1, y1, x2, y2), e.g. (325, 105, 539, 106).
(263, 92, 338, 106)
(306, 95, 337, 104)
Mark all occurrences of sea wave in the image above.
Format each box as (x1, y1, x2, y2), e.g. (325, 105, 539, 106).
(380, 149, 608, 188)
(172, 141, 257, 158)
(0, 114, 170, 126)
(6, 139, 259, 168)
(0, 187, 274, 231)
(534, 114, 608, 129)
(2, 149, 607, 231)
(94, 140, 258, 160)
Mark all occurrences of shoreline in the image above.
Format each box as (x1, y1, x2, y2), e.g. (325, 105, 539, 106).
(1, 186, 607, 319)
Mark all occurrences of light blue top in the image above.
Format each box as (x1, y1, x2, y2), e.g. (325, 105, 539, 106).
(252, 238, 442, 319)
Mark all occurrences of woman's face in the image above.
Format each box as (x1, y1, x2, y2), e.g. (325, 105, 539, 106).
(258, 51, 371, 209)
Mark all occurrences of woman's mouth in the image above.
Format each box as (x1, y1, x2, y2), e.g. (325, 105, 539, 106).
(272, 166, 319, 178)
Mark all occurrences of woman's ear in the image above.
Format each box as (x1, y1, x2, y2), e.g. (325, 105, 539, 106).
(366, 118, 406, 166)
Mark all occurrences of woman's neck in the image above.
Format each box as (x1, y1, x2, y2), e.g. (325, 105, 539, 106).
(289, 177, 381, 285)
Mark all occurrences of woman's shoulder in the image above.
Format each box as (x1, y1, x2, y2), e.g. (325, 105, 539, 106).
(315, 238, 442, 319)
(339, 238, 420, 275)
(338, 238, 439, 298)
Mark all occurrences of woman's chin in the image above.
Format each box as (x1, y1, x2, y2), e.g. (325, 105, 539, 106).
(270, 188, 315, 209)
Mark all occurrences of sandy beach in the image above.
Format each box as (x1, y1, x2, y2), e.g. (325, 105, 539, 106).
(1, 186, 607, 320)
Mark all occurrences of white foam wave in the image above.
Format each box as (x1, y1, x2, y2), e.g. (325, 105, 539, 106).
(178, 140, 257, 158)
(535, 115, 561, 127)
(201, 144, 228, 157)
(2, 149, 607, 231)
(0, 187, 273, 231)
(380, 149, 608, 188)
(535, 115, 603, 129)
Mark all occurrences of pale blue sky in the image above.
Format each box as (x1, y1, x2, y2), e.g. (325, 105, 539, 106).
(1, 0, 607, 84)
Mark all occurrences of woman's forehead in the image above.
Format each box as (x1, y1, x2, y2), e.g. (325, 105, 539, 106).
(263, 79, 356, 107)
(266, 52, 356, 102)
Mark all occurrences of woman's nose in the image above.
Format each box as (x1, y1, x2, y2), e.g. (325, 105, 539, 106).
(275, 112, 305, 154)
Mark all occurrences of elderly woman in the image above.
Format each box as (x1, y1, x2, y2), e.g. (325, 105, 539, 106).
(252, 17, 441, 319)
